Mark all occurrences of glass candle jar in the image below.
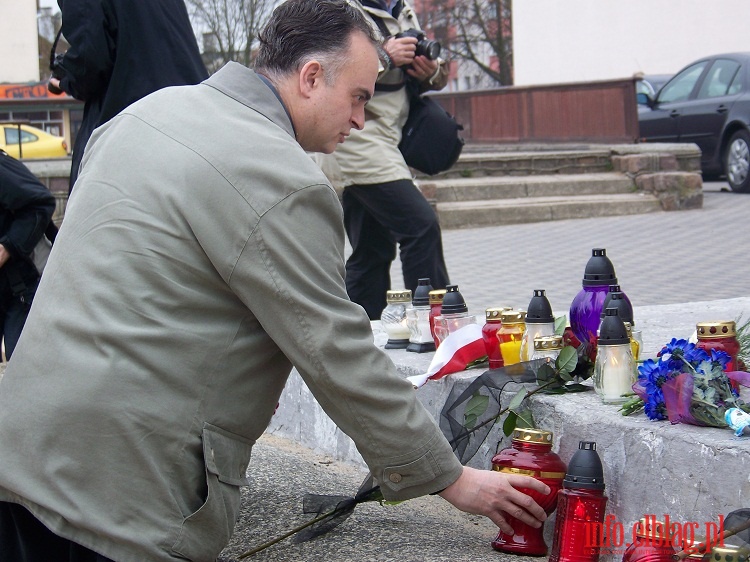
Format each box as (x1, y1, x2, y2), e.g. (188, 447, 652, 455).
(549, 441, 608, 562)
(406, 278, 435, 353)
(429, 289, 446, 348)
(482, 307, 511, 369)
(531, 335, 564, 362)
(497, 309, 526, 366)
(491, 428, 567, 556)
(433, 285, 477, 344)
(594, 308, 635, 404)
(696, 321, 740, 391)
(621, 517, 675, 562)
(521, 289, 555, 362)
(380, 290, 412, 349)
(570, 248, 618, 352)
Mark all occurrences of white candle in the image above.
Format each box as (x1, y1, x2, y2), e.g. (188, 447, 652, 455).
(595, 345, 635, 404)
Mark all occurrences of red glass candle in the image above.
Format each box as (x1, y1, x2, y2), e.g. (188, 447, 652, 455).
(491, 428, 567, 555)
(621, 517, 675, 562)
(549, 441, 608, 562)
(482, 307, 510, 369)
(696, 321, 741, 391)
(429, 289, 446, 348)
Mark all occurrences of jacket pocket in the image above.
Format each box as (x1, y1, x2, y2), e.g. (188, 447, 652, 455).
(171, 423, 254, 561)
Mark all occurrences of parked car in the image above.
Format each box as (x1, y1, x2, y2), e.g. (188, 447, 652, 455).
(636, 74, 672, 101)
(0, 123, 69, 159)
(637, 52, 750, 193)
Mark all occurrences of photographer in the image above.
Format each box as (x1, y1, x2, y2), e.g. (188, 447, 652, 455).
(49, 0, 208, 193)
(0, 151, 55, 361)
(320, 0, 451, 320)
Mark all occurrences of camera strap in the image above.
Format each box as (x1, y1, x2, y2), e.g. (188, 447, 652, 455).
(49, 27, 63, 70)
(370, 14, 408, 92)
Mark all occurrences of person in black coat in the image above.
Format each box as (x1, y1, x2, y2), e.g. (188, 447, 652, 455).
(49, 0, 209, 192)
(0, 151, 56, 361)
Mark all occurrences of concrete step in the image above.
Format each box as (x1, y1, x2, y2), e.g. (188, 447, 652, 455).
(423, 148, 614, 180)
(435, 192, 663, 229)
(422, 172, 635, 203)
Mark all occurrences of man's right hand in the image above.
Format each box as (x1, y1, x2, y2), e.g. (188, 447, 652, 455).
(383, 36, 417, 69)
(48, 77, 63, 95)
(438, 466, 550, 535)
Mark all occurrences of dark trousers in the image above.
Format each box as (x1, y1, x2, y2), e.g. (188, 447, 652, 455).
(0, 292, 32, 361)
(342, 179, 449, 319)
(0, 502, 115, 562)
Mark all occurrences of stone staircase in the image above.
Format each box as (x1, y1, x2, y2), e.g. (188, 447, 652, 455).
(415, 143, 704, 229)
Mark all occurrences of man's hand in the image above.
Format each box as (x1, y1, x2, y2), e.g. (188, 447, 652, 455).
(0, 244, 10, 269)
(438, 466, 549, 535)
(406, 55, 438, 82)
(383, 36, 417, 69)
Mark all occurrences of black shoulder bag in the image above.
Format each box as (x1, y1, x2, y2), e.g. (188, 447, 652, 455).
(399, 79, 464, 176)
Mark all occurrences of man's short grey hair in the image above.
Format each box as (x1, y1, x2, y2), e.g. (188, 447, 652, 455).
(255, 0, 381, 84)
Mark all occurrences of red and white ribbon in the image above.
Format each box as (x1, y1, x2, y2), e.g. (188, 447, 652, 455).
(407, 323, 485, 388)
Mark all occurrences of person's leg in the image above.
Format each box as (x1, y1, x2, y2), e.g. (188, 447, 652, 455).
(0, 502, 115, 561)
(343, 187, 397, 319)
(345, 180, 449, 296)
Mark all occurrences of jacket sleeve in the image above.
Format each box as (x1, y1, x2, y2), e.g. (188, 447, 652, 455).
(228, 183, 463, 501)
(0, 155, 56, 258)
(58, 0, 117, 101)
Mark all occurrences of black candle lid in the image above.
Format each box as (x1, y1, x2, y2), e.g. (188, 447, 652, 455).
(598, 307, 630, 345)
(582, 248, 618, 287)
(525, 289, 554, 324)
(601, 291, 633, 325)
(563, 441, 605, 491)
(412, 278, 433, 306)
(440, 284, 468, 314)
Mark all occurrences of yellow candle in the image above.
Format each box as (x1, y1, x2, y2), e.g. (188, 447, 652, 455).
(500, 339, 522, 365)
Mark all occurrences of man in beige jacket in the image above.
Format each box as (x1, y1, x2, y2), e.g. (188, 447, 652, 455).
(0, 1, 548, 560)
(324, 0, 452, 319)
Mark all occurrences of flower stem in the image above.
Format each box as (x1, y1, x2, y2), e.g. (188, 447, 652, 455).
(236, 507, 340, 559)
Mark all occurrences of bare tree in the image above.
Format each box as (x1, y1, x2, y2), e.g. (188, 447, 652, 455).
(185, 0, 275, 73)
(429, 0, 513, 88)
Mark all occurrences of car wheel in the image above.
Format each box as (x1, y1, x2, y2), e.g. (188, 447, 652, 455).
(725, 130, 750, 193)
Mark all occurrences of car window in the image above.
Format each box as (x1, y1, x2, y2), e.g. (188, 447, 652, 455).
(696, 59, 741, 99)
(4, 128, 38, 144)
(658, 61, 708, 103)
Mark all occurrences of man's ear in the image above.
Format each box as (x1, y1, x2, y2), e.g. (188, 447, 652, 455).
(299, 60, 324, 98)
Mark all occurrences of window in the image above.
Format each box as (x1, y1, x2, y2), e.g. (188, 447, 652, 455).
(4, 127, 39, 145)
(696, 59, 741, 99)
(658, 61, 708, 103)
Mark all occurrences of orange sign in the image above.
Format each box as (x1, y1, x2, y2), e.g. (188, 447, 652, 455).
(0, 82, 70, 100)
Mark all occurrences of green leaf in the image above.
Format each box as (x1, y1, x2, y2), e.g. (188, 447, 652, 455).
(464, 392, 489, 427)
(515, 409, 536, 428)
(558, 370, 573, 382)
(556, 345, 578, 374)
(554, 315, 568, 335)
(536, 363, 556, 384)
(503, 411, 518, 436)
(508, 388, 528, 411)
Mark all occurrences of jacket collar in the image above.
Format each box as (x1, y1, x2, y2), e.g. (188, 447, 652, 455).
(360, 0, 404, 18)
(203, 62, 296, 140)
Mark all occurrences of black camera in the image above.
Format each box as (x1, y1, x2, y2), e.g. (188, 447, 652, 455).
(394, 29, 441, 61)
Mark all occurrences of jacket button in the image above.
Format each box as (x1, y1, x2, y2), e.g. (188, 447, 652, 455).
(389, 473, 402, 483)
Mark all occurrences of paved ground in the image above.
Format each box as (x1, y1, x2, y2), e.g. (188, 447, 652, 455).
(393, 181, 749, 315)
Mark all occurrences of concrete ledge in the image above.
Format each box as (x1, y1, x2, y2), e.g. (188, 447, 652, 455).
(268, 297, 750, 532)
